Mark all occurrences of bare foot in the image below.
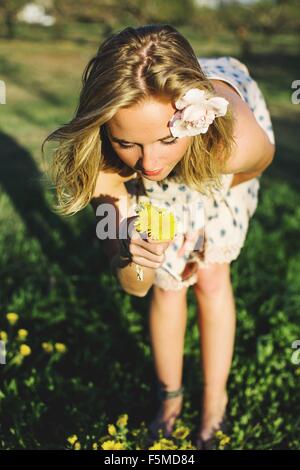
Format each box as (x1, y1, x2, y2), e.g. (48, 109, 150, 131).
(148, 394, 183, 439)
(197, 390, 228, 441)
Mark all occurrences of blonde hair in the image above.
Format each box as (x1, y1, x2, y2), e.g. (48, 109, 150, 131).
(43, 24, 236, 216)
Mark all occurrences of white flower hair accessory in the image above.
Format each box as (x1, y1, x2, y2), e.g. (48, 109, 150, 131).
(168, 88, 229, 138)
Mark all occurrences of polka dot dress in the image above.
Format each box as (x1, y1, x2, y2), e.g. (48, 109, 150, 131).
(129, 56, 275, 291)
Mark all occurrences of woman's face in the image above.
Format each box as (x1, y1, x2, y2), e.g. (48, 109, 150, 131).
(106, 96, 191, 180)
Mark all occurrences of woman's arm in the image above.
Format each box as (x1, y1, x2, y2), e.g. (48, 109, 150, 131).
(90, 171, 155, 297)
(223, 97, 275, 176)
(229, 156, 273, 188)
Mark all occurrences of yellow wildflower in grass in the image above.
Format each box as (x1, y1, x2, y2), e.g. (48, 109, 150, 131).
(172, 425, 190, 440)
(74, 441, 81, 450)
(215, 430, 231, 449)
(17, 329, 28, 341)
(149, 442, 163, 450)
(42, 342, 53, 353)
(108, 424, 117, 436)
(67, 434, 78, 445)
(92, 442, 98, 450)
(6, 313, 19, 325)
(101, 440, 125, 450)
(179, 442, 196, 450)
(54, 342, 67, 354)
(220, 436, 231, 446)
(0, 331, 8, 341)
(149, 438, 177, 450)
(116, 414, 128, 428)
(19, 344, 31, 356)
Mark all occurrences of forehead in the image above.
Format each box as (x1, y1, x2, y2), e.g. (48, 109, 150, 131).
(107, 97, 175, 141)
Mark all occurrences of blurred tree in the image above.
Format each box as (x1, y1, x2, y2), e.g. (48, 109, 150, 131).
(216, 0, 300, 58)
(51, 0, 196, 29)
(217, 1, 255, 58)
(49, 0, 197, 41)
(251, 0, 300, 36)
(0, 0, 28, 38)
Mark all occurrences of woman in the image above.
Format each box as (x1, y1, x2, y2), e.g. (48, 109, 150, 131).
(44, 24, 275, 449)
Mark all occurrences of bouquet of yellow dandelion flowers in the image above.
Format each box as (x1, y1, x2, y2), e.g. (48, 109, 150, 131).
(133, 201, 177, 281)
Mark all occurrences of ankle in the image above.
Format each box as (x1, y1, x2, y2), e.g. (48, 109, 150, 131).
(201, 390, 228, 421)
(202, 387, 228, 405)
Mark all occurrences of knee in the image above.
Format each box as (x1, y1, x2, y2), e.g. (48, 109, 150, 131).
(193, 263, 230, 296)
(152, 284, 188, 300)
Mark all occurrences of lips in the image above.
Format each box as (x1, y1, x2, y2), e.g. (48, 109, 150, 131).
(142, 168, 162, 176)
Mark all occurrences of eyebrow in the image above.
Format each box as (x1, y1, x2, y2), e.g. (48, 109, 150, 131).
(110, 134, 175, 144)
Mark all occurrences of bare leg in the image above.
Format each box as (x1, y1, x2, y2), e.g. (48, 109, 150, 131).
(148, 284, 188, 436)
(193, 262, 236, 440)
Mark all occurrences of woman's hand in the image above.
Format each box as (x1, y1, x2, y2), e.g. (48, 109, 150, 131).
(177, 227, 205, 257)
(118, 216, 173, 269)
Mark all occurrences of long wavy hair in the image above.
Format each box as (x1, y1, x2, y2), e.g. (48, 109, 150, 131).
(43, 24, 236, 216)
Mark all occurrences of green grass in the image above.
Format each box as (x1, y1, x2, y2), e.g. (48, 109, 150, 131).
(0, 26, 299, 450)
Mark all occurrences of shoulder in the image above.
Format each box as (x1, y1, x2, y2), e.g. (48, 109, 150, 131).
(92, 170, 122, 199)
(92, 169, 137, 197)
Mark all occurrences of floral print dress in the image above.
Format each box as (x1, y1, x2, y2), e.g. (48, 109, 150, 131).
(126, 56, 275, 291)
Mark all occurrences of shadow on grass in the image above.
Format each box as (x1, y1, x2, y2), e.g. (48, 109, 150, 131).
(0, 131, 83, 272)
(0, 131, 160, 446)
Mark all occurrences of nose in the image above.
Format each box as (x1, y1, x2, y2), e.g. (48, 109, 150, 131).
(140, 145, 160, 171)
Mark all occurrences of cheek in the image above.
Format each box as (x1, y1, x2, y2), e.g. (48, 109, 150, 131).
(166, 140, 190, 164)
(113, 146, 139, 164)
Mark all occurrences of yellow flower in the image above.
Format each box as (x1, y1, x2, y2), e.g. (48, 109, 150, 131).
(92, 442, 98, 450)
(17, 329, 28, 341)
(67, 434, 78, 445)
(149, 438, 177, 450)
(74, 441, 81, 450)
(116, 414, 128, 428)
(0, 331, 8, 341)
(108, 424, 117, 436)
(172, 426, 190, 440)
(179, 442, 196, 450)
(19, 344, 31, 356)
(101, 440, 125, 450)
(42, 342, 53, 353)
(215, 430, 224, 439)
(54, 342, 67, 354)
(6, 313, 19, 325)
(220, 436, 231, 446)
(149, 442, 162, 450)
(134, 201, 177, 241)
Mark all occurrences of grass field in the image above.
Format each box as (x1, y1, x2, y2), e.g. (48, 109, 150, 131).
(0, 25, 299, 449)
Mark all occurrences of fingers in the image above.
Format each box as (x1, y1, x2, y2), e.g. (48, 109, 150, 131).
(131, 236, 171, 255)
(129, 243, 166, 265)
(178, 229, 204, 257)
(131, 256, 164, 269)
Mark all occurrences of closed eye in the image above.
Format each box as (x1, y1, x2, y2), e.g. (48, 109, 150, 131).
(117, 138, 178, 149)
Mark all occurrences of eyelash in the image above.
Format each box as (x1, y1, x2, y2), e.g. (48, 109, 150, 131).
(117, 139, 178, 149)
